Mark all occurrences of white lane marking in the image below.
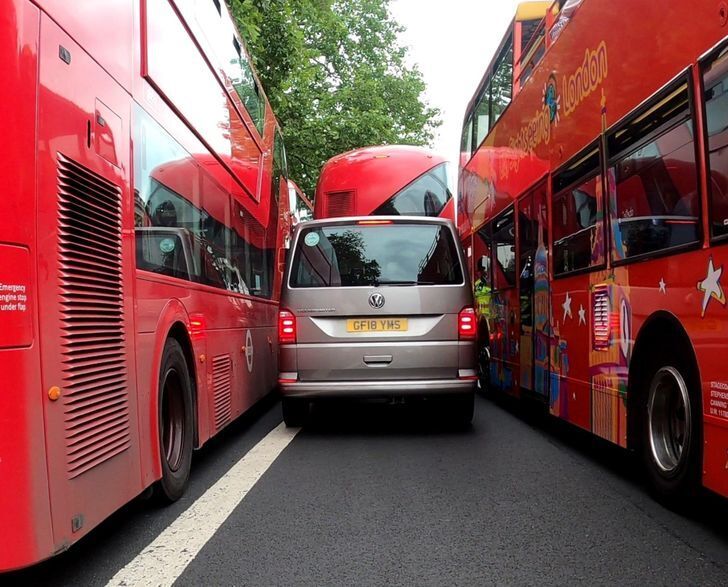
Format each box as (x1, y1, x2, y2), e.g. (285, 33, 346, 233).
(108, 422, 300, 587)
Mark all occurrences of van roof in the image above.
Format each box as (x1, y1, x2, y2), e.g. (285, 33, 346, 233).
(295, 215, 455, 231)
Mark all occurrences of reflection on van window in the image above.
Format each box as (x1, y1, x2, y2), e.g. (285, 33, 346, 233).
(290, 223, 463, 287)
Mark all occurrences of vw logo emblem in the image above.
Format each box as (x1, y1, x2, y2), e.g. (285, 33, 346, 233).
(369, 292, 385, 309)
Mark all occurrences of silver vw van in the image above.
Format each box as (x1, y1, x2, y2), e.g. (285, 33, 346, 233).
(278, 216, 476, 426)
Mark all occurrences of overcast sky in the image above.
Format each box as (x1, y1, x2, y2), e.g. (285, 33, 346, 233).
(389, 0, 525, 164)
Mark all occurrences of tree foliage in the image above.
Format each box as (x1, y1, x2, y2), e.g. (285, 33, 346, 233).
(229, 0, 440, 197)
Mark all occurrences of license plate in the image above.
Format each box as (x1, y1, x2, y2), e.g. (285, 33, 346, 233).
(346, 318, 408, 332)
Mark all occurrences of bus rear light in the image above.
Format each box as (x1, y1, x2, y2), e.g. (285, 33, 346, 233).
(278, 310, 297, 344)
(592, 286, 610, 350)
(458, 307, 476, 339)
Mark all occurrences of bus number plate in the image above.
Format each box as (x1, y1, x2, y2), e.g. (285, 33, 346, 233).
(347, 318, 408, 332)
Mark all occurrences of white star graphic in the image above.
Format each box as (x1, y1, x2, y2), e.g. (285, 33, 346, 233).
(562, 292, 572, 322)
(659, 278, 666, 294)
(698, 258, 726, 318)
(698, 257, 725, 318)
(578, 304, 586, 325)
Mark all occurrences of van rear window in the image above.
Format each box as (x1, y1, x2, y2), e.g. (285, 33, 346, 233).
(290, 223, 463, 288)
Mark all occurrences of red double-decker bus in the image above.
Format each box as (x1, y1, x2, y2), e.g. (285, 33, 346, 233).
(1, 0, 292, 570)
(314, 145, 455, 221)
(459, 0, 728, 502)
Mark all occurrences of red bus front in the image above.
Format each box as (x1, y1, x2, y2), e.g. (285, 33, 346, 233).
(314, 145, 455, 221)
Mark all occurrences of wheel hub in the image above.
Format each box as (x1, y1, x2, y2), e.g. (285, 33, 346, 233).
(162, 367, 186, 472)
(647, 366, 691, 475)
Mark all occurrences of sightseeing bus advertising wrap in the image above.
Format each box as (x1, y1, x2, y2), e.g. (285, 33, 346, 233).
(459, 0, 728, 502)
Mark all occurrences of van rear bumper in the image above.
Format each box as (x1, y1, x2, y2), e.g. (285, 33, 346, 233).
(278, 377, 476, 398)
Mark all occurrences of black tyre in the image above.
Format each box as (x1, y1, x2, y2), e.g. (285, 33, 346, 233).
(477, 342, 491, 395)
(641, 353, 701, 501)
(282, 397, 308, 427)
(156, 338, 194, 503)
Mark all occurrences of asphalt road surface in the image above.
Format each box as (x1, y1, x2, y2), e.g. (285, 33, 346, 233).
(6, 394, 728, 586)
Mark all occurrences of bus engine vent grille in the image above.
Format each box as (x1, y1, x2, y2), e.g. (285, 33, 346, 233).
(212, 354, 233, 430)
(592, 284, 610, 350)
(57, 153, 130, 479)
(325, 190, 355, 218)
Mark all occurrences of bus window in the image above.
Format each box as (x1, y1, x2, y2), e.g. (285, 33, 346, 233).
(134, 109, 207, 284)
(461, 115, 473, 159)
(492, 207, 516, 288)
(553, 176, 602, 275)
(491, 41, 513, 125)
(231, 36, 265, 135)
(552, 144, 604, 276)
(373, 162, 452, 217)
(473, 84, 491, 150)
(704, 48, 728, 240)
(608, 81, 699, 259)
(272, 130, 287, 203)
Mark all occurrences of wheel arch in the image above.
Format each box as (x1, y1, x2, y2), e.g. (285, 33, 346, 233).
(166, 321, 199, 448)
(627, 310, 701, 452)
(146, 300, 205, 482)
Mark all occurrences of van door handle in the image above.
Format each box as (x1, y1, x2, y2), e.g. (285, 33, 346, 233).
(363, 355, 392, 365)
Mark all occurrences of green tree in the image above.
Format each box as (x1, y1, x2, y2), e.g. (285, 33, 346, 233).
(229, 0, 441, 198)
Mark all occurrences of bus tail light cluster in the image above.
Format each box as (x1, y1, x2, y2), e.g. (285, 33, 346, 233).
(458, 307, 476, 340)
(278, 310, 297, 344)
(592, 285, 610, 350)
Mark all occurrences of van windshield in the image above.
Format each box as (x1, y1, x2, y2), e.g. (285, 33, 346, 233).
(290, 223, 463, 288)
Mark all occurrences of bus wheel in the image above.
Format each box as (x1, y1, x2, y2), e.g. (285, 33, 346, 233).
(282, 397, 307, 427)
(156, 338, 194, 503)
(477, 343, 490, 395)
(642, 359, 700, 501)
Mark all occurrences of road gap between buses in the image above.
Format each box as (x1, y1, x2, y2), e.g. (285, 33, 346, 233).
(107, 423, 300, 587)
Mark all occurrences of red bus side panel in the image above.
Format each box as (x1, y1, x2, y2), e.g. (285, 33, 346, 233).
(33, 0, 133, 91)
(0, 1, 54, 571)
(36, 14, 142, 552)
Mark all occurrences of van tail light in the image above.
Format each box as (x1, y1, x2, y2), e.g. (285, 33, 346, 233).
(458, 307, 476, 340)
(278, 310, 297, 344)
